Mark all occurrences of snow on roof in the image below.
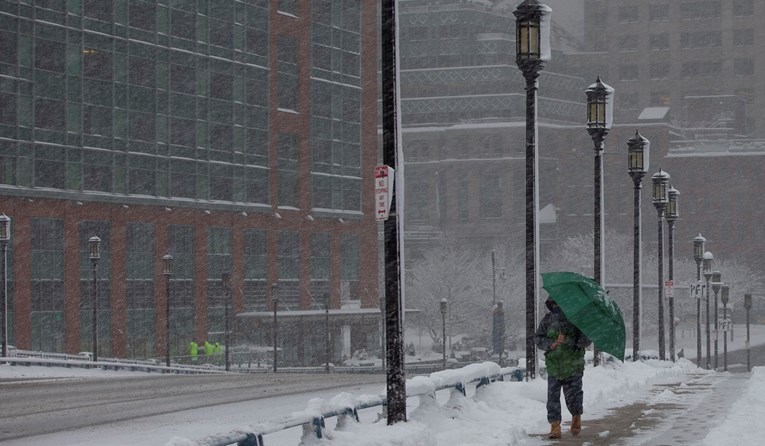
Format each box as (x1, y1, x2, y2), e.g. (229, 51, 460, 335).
(638, 107, 670, 120)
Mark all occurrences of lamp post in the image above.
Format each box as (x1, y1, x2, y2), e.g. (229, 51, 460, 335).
(586, 77, 614, 367)
(692, 234, 706, 367)
(440, 297, 447, 370)
(89, 236, 101, 362)
(491, 250, 506, 366)
(514, 0, 551, 381)
(324, 293, 331, 373)
(221, 272, 231, 372)
(702, 252, 713, 369)
(272, 282, 278, 373)
(711, 270, 722, 370)
(0, 214, 10, 358)
(665, 185, 679, 361)
(744, 293, 752, 372)
(627, 132, 649, 361)
(720, 284, 729, 371)
(162, 254, 173, 367)
(651, 170, 670, 360)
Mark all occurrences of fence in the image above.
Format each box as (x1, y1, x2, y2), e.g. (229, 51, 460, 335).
(192, 361, 513, 446)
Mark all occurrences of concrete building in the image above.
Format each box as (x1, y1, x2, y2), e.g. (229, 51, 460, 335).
(0, 0, 380, 366)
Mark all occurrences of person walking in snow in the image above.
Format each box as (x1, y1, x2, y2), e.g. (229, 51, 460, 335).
(535, 297, 591, 439)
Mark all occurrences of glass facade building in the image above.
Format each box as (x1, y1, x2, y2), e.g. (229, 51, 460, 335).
(0, 0, 379, 366)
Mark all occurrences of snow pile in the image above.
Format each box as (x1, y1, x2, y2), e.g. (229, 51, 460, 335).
(702, 367, 765, 445)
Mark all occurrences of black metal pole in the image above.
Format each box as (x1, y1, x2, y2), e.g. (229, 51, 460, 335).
(272, 286, 278, 373)
(667, 220, 675, 362)
(631, 179, 642, 361)
(713, 288, 719, 369)
(442, 310, 446, 370)
(723, 301, 728, 371)
(92, 259, 99, 363)
(165, 274, 170, 367)
(705, 277, 711, 369)
(657, 212, 665, 360)
(592, 133, 604, 367)
(224, 286, 230, 372)
(325, 294, 330, 373)
(381, 0, 406, 424)
(695, 263, 702, 367)
(746, 305, 751, 372)
(1, 240, 7, 358)
(521, 66, 541, 380)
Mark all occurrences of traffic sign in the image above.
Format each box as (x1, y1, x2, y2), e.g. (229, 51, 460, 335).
(375, 165, 394, 221)
(665, 280, 674, 298)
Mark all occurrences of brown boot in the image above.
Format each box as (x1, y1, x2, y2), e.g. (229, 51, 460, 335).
(549, 421, 562, 439)
(571, 415, 582, 436)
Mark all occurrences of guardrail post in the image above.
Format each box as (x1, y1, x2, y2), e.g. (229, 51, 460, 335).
(237, 433, 263, 446)
(336, 407, 359, 430)
(455, 382, 466, 396)
(477, 377, 491, 388)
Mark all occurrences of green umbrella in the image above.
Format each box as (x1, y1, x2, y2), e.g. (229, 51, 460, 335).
(541, 271, 626, 361)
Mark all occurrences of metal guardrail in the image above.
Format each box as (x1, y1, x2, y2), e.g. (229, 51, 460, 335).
(193, 362, 514, 446)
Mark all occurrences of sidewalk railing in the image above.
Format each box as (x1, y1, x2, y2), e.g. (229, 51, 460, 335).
(193, 362, 511, 446)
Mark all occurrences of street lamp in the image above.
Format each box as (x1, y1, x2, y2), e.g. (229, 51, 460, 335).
(221, 272, 231, 372)
(744, 293, 752, 372)
(665, 185, 679, 361)
(440, 297, 447, 370)
(720, 284, 729, 371)
(692, 234, 706, 367)
(272, 282, 278, 373)
(651, 170, 670, 360)
(89, 236, 101, 362)
(324, 293, 331, 373)
(0, 214, 10, 358)
(627, 132, 649, 361)
(514, 0, 551, 381)
(702, 251, 714, 369)
(163, 254, 173, 367)
(586, 76, 614, 367)
(711, 270, 722, 370)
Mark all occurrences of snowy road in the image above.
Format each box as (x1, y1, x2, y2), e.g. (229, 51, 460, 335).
(0, 372, 386, 445)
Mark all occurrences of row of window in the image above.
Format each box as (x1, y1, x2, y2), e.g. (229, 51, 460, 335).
(613, 0, 754, 23)
(27, 217, 360, 283)
(617, 58, 756, 81)
(617, 29, 755, 52)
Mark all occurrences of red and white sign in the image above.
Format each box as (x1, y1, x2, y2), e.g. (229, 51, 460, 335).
(665, 280, 674, 298)
(375, 165, 394, 221)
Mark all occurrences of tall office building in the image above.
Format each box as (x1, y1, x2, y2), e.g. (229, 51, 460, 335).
(0, 0, 380, 366)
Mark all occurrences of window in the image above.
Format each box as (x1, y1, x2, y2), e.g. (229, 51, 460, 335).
(246, 166, 269, 204)
(210, 164, 232, 201)
(310, 233, 330, 280)
(83, 163, 111, 192)
(621, 93, 639, 110)
(619, 65, 639, 81)
(126, 222, 154, 280)
(0, 93, 15, 125)
(733, 0, 754, 16)
(210, 73, 233, 100)
(733, 29, 754, 46)
(649, 63, 670, 79)
(170, 159, 196, 198)
(650, 92, 672, 106)
(84, 105, 113, 137)
(210, 19, 233, 48)
(680, 31, 721, 48)
(479, 174, 502, 219)
(679, 1, 721, 19)
(84, 0, 112, 22)
(458, 177, 469, 220)
(407, 176, 428, 221)
(618, 6, 638, 22)
(650, 34, 670, 50)
(618, 36, 639, 52)
(34, 158, 65, 189)
(129, 112, 156, 141)
(171, 9, 196, 40)
(244, 229, 266, 280)
(340, 234, 359, 281)
(170, 118, 196, 147)
(0, 30, 17, 65)
(278, 133, 298, 207)
(649, 4, 670, 21)
(277, 36, 298, 110)
(734, 58, 754, 76)
(130, 1, 156, 32)
(129, 57, 155, 88)
(128, 155, 156, 195)
(278, 231, 300, 280)
(210, 124, 233, 152)
(207, 227, 232, 279)
(35, 98, 65, 131)
(83, 49, 113, 81)
(681, 61, 721, 77)
(171, 65, 196, 94)
(35, 39, 65, 72)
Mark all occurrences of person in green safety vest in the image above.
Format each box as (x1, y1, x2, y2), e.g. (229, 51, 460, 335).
(190, 341, 198, 363)
(204, 341, 213, 363)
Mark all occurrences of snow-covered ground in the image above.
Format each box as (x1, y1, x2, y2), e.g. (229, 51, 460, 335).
(3, 325, 765, 445)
